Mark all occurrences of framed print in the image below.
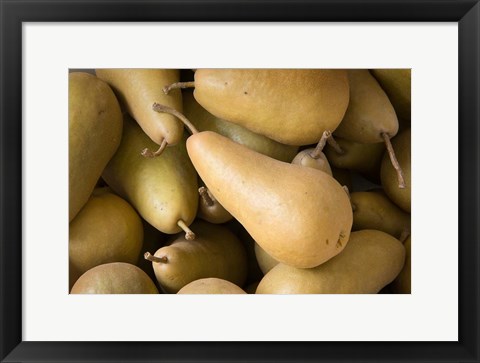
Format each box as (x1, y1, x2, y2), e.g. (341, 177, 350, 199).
(1, 0, 479, 362)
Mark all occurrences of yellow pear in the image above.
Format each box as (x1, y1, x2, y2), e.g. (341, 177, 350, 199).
(177, 278, 246, 294)
(291, 131, 332, 175)
(102, 114, 198, 236)
(167, 69, 350, 146)
(69, 72, 122, 221)
(96, 69, 183, 156)
(254, 242, 279, 274)
(256, 230, 405, 294)
(69, 188, 143, 289)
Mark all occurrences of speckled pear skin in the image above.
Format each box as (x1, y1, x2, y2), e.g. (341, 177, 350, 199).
(177, 278, 247, 294)
(149, 220, 248, 293)
(381, 129, 411, 212)
(70, 262, 159, 294)
(256, 230, 406, 294)
(69, 72, 122, 222)
(334, 70, 398, 143)
(96, 69, 183, 146)
(186, 131, 353, 269)
(102, 115, 198, 234)
(193, 69, 350, 146)
(183, 90, 298, 162)
(69, 188, 144, 289)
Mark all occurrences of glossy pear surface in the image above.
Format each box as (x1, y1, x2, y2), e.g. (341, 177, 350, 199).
(254, 242, 279, 274)
(186, 131, 353, 268)
(193, 69, 350, 145)
(102, 115, 198, 234)
(69, 72, 122, 221)
(334, 70, 398, 143)
(96, 69, 183, 146)
(256, 230, 405, 294)
(177, 278, 247, 294)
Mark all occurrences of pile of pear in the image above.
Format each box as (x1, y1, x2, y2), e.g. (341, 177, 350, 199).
(68, 68, 411, 295)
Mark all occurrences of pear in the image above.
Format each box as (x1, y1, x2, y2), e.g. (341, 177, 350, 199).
(95, 69, 183, 156)
(70, 262, 158, 294)
(351, 191, 410, 239)
(69, 188, 144, 289)
(183, 90, 298, 162)
(69, 72, 122, 221)
(136, 220, 167, 285)
(381, 129, 411, 212)
(144, 220, 247, 293)
(254, 242, 279, 274)
(177, 278, 247, 294)
(102, 114, 198, 237)
(256, 230, 405, 294)
(291, 131, 332, 175)
(370, 69, 411, 126)
(391, 236, 411, 293)
(197, 185, 233, 224)
(324, 136, 385, 181)
(185, 131, 352, 268)
(152, 104, 353, 268)
(166, 69, 350, 146)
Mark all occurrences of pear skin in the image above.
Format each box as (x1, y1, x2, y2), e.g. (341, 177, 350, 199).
(370, 69, 411, 126)
(177, 278, 247, 294)
(391, 236, 411, 293)
(291, 150, 332, 175)
(197, 185, 233, 224)
(254, 242, 279, 274)
(256, 230, 405, 294)
(191, 69, 350, 146)
(69, 188, 144, 289)
(146, 220, 247, 293)
(381, 129, 411, 212)
(102, 115, 198, 235)
(183, 90, 298, 162)
(71, 262, 159, 294)
(350, 191, 410, 239)
(95, 69, 183, 148)
(334, 70, 398, 144)
(69, 72, 122, 221)
(186, 131, 353, 268)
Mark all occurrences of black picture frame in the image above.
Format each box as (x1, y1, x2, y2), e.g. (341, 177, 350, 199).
(1, 1, 479, 362)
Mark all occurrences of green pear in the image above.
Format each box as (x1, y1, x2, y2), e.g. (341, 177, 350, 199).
(177, 278, 247, 294)
(351, 191, 410, 240)
(102, 114, 198, 236)
(183, 90, 298, 162)
(185, 130, 353, 268)
(256, 230, 405, 294)
(370, 69, 411, 126)
(71, 262, 158, 294)
(167, 69, 350, 146)
(69, 188, 144, 289)
(96, 69, 183, 155)
(69, 72, 122, 221)
(145, 220, 247, 293)
(381, 129, 411, 212)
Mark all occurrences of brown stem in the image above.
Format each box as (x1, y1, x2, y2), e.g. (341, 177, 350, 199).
(152, 103, 199, 135)
(382, 132, 406, 189)
(327, 134, 344, 154)
(144, 251, 168, 263)
(141, 138, 168, 158)
(163, 81, 195, 95)
(309, 131, 332, 159)
(177, 219, 196, 240)
(199, 186, 214, 207)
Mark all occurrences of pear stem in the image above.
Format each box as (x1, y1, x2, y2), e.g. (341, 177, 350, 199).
(163, 81, 195, 95)
(382, 132, 406, 189)
(177, 219, 196, 240)
(327, 134, 344, 154)
(152, 103, 199, 135)
(141, 138, 168, 158)
(144, 252, 168, 264)
(199, 186, 214, 207)
(309, 131, 332, 159)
